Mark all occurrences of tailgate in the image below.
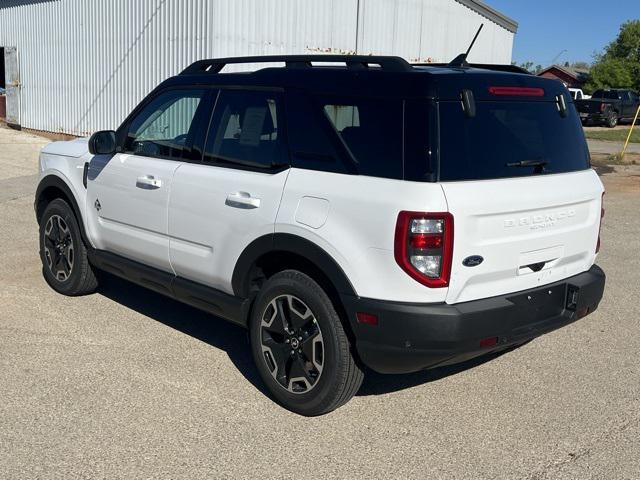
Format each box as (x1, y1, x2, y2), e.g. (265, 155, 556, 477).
(441, 170, 603, 304)
(575, 100, 601, 114)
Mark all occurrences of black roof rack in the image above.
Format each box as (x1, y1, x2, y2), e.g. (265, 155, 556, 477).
(181, 55, 414, 75)
(413, 62, 531, 75)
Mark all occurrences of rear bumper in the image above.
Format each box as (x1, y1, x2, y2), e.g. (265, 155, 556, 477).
(342, 265, 605, 374)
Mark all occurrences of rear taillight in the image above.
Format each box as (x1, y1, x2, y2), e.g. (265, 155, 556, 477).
(600, 103, 607, 112)
(394, 211, 454, 288)
(596, 192, 605, 253)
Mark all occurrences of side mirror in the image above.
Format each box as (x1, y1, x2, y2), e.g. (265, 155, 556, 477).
(88, 130, 116, 155)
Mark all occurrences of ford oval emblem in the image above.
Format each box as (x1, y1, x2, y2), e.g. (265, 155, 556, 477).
(462, 255, 484, 267)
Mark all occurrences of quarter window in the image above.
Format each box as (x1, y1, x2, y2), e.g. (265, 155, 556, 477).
(204, 90, 287, 169)
(124, 89, 205, 159)
(320, 97, 403, 180)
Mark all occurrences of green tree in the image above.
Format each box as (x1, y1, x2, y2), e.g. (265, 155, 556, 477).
(570, 61, 590, 70)
(585, 20, 640, 92)
(587, 58, 635, 91)
(514, 61, 541, 74)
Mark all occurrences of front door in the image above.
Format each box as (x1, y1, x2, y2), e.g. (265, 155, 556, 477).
(86, 88, 207, 272)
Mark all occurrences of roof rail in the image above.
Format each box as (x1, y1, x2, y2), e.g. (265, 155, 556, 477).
(181, 55, 414, 75)
(414, 62, 531, 75)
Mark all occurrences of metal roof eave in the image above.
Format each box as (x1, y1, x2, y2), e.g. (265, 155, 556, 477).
(455, 0, 518, 33)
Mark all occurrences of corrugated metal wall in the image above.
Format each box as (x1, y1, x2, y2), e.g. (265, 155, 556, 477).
(0, 0, 514, 136)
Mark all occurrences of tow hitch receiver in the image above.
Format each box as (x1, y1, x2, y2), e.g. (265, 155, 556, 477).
(566, 285, 580, 311)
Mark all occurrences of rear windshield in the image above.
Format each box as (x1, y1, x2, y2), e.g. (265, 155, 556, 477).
(437, 101, 590, 181)
(591, 90, 619, 100)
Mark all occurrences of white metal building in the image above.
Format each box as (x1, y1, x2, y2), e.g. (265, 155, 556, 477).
(0, 0, 517, 136)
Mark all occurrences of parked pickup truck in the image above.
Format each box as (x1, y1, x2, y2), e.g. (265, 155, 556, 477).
(568, 88, 589, 100)
(575, 89, 640, 127)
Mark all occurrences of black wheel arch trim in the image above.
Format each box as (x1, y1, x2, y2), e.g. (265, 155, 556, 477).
(232, 233, 357, 298)
(35, 175, 90, 246)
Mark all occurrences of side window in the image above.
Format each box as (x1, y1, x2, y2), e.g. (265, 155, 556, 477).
(203, 90, 287, 169)
(286, 90, 350, 174)
(319, 96, 403, 180)
(124, 89, 205, 160)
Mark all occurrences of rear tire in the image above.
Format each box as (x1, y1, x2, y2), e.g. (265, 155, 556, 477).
(249, 270, 364, 416)
(606, 113, 618, 128)
(39, 198, 98, 296)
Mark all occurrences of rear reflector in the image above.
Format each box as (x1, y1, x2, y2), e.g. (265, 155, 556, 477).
(356, 312, 379, 326)
(488, 86, 545, 97)
(479, 337, 498, 348)
(410, 233, 443, 249)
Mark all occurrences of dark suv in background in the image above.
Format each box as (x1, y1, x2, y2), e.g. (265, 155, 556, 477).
(576, 89, 640, 127)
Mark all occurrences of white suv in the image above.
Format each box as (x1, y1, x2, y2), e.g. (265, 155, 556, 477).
(35, 55, 606, 416)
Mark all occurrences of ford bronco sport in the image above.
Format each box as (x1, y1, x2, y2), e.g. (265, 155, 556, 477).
(35, 54, 606, 416)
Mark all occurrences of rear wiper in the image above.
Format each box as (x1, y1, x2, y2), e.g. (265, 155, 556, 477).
(506, 160, 548, 168)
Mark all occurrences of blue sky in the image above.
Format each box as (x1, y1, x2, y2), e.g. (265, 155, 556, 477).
(487, 1, 639, 67)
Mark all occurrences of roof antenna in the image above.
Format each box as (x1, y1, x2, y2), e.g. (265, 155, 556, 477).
(448, 24, 484, 68)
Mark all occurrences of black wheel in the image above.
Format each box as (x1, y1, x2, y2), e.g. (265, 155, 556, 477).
(606, 113, 618, 128)
(39, 198, 98, 296)
(249, 270, 364, 416)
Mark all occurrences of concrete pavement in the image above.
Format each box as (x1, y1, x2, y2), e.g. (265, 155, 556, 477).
(0, 125, 639, 479)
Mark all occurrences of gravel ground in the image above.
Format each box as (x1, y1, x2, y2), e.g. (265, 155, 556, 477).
(0, 125, 638, 479)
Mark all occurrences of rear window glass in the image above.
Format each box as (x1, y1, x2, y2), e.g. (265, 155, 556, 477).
(320, 97, 403, 180)
(438, 101, 590, 181)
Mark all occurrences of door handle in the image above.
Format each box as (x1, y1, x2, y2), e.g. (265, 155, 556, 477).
(225, 192, 261, 209)
(136, 175, 162, 190)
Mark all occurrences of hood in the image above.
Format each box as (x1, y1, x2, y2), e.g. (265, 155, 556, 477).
(41, 137, 90, 158)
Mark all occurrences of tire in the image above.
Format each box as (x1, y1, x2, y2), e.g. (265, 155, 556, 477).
(39, 198, 98, 296)
(249, 270, 364, 416)
(606, 112, 618, 128)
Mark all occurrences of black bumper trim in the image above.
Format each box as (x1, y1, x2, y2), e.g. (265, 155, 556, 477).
(342, 265, 605, 374)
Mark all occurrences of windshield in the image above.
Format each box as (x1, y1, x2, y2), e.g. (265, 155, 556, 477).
(437, 101, 590, 181)
(591, 90, 619, 100)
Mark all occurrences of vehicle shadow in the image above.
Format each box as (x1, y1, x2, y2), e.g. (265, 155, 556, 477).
(96, 272, 511, 399)
(357, 351, 508, 396)
(96, 272, 269, 396)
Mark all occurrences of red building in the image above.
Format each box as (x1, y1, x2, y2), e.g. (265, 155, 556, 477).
(537, 64, 590, 89)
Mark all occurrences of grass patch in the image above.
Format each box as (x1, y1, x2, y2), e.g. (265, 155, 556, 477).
(584, 127, 640, 143)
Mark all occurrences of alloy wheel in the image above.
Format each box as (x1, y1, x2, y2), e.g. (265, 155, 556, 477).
(260, 295, 324, 394)
(43, 214, 74, 282)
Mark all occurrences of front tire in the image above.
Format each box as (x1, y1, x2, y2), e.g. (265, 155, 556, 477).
(249, 270, 363, 416)
(39, 198, 98, 296)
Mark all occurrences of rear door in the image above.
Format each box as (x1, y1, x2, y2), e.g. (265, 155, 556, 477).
(436, 97, 603, 304)
(630, 91, 640, 117)
(87, 88, 206, 272)
(620, 91, 631, 117)
(168, 89, 289, 293)
(621, 91, 639, 118)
